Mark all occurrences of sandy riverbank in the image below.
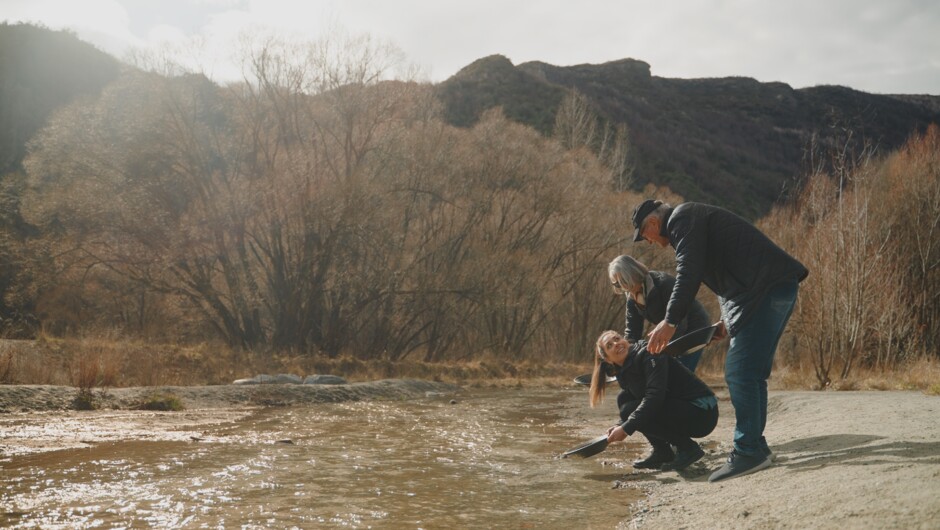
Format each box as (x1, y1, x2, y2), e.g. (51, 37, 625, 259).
(610, 389, 940, 529)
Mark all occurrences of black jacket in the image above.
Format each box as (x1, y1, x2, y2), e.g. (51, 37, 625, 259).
(625, 270, 710, 343)
(662, 203, 809, 336)
(616, 341, 715, 435)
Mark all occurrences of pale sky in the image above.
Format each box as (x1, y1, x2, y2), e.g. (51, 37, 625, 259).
(3, 0, 939, 94)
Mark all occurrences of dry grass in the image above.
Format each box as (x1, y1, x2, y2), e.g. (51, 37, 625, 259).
(769, 356, 940, 394)
(0, 337, 588, 388)
(0, 349, 13, 384)
(70, 350, 100, 393)
(2, 337, 936, 394)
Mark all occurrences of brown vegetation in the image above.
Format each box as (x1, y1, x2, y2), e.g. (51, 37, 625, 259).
(762, 125, 940, 387)
(1, 334, 936, 394)
(0, 337, 589, 389)
(0, 31, 936, 392)
(16, 34, 634, 365)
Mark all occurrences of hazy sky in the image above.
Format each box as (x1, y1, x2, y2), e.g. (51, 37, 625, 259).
(4, 0, 939, 94)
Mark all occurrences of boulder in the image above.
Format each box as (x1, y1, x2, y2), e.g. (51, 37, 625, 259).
(233, 374, 272, 385)
(232, 373, 303, 385)
(303, 374, 347, 385)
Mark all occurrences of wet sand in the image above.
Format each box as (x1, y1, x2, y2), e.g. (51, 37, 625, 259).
(2, 383, 939, 528)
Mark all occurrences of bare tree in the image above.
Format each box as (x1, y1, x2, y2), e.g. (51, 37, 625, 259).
(22, 32, 648, 366)
(553, 91, 635, 190)
(875, 124, 940, 358)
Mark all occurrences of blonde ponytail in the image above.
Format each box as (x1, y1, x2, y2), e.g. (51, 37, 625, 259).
(589, 330, 618, 407)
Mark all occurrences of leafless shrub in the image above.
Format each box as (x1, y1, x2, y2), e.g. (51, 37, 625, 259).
(0, 349, 13, 383)
(70, 349, 100, 392)
(764, 125, 940, 386)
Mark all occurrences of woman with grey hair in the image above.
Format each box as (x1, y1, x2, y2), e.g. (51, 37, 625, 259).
(608, 254, 717, 373)
(607, 254, 722, 470)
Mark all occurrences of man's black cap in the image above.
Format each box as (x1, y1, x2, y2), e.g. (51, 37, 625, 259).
(632, 199, 662, 242)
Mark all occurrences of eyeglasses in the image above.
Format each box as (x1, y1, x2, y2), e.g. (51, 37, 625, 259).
(610, 277, 630, 295)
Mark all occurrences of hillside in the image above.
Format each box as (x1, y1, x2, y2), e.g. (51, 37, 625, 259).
(0, 23, 120, 176)
(3, 24, 937, 220)
(435, 54, 568, 136)
(0, 23, 121, 334)
(436, 55, 940, 217)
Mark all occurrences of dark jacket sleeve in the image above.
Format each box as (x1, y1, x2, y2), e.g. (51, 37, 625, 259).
(666, 208, 707, 326)
(625, 298, 645, 343)
(663, 203, 808, 336)
(622, 352, 669, 435)
(685, 298, 711, 333)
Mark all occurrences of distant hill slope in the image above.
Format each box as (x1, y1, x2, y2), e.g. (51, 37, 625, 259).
(0, 23, 120, 176)
(436, 55, 940, 218)
(436, 54, 568, 136)
(0, 23, 121, 329)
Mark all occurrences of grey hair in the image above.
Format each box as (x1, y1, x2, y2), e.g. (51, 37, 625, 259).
(641, 202, 672, 231)
(608, 255, 649, 291)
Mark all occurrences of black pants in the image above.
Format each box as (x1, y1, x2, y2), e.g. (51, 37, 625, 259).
(618, 391, 718, 450)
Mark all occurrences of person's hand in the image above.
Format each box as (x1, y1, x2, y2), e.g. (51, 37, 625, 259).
(709, 320, 728, 344)
(647, 320, 677, 353)
(607, 425, 627, 443)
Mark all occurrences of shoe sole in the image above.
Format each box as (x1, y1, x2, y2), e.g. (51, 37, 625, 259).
(633, 461, 671, 470)
(708, 456, 772, 482)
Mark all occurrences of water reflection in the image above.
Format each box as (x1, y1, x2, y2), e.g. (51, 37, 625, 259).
(1, 388, 645, 528)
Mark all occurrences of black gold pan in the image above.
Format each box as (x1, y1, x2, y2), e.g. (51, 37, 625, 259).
(562, 435, 609, 458)
(660, 323, 721, 356)
(572, 374, 617, 386)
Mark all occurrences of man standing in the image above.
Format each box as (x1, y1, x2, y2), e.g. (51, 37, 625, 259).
(632, 199, 808, 482)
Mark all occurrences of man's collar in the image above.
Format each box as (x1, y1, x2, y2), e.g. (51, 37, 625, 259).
(659, 207, 674, 238)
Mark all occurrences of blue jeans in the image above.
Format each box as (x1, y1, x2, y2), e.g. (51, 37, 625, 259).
(725, 281, 799, 456)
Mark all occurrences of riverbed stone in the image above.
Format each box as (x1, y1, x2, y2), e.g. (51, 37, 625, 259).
(233, 374, 271, 385)
(232, 374, 303, 385)
(303, 374, 347, 385)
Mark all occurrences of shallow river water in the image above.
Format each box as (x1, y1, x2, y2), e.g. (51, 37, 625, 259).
(1, 388, 646, 528)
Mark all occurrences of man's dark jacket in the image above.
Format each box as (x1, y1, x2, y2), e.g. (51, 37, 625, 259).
(616, 341, 714, 435)
(661, 203, 809, 337)
(625, 270, 710, 343)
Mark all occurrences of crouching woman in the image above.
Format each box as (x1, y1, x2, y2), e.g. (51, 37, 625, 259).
(590, 330, 718, 471)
